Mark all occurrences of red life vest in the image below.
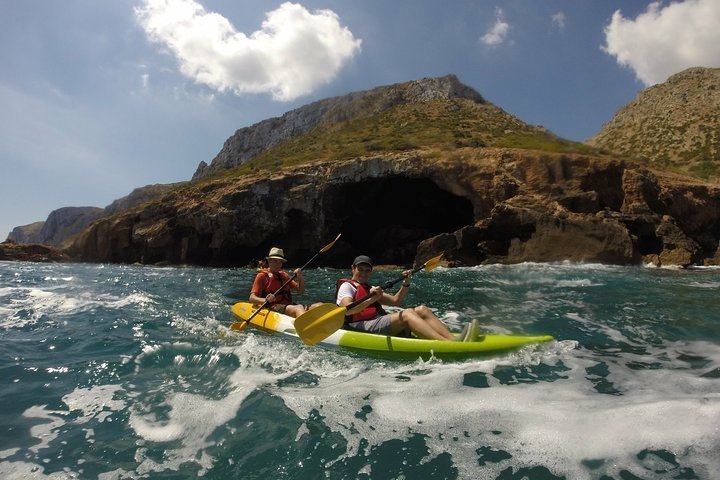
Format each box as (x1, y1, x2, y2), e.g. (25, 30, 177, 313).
(257, 271, 293, 306)
(335, 278, 386, 323)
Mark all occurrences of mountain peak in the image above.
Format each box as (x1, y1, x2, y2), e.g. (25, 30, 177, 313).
(191, 75, 485, 180)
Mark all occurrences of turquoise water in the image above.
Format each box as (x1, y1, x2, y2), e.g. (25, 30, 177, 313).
(1, 260, 719, 479)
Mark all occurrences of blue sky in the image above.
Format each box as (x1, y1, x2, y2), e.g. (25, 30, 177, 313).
(2, 0, 719, 239)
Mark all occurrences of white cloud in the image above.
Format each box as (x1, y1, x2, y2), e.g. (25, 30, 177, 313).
(602, 0, 720, 86)
(552, 12, 566, 32)
(135, 0, 362, 101)
(481, 8, 510, 47)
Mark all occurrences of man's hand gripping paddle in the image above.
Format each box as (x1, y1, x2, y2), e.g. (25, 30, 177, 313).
(294, 253, 444, 345)
(230, 234, 341, 331)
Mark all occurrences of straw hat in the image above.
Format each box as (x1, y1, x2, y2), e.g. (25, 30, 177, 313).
(266, 247, 287, 262)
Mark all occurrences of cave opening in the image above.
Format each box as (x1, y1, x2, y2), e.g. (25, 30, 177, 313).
(324, 176, 474, 266)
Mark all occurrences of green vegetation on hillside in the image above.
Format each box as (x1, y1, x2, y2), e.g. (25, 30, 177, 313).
(586, 67, 720, 181)
(222, 98, 599, 177)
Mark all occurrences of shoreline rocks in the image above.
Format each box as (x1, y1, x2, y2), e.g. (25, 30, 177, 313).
(63, 149, 720, 268)
(0, 241, 72, 263)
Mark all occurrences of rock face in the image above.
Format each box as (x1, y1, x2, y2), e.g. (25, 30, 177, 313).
(7, 183, 185, 246)
(15, 73, 720, 268)
(7, 222, 45, 244)
(105, 183, 185, 215)
(586, 67, 720, 178)
(191, 75, 486, 180)
(8, 207, 105, 246)
(0, 240, 71, 262)
(66, 149, 720, 268)
(40, 207, 106, 245)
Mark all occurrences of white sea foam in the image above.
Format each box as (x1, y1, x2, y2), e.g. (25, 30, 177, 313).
(0, 287, 159, 331)
(555, 279, 603, 288)
(265, 340, 720, 479)
(22, 405, 66, 455)
(62, 384, 126, 423)
(16, 383, 128, 477)
(565, 312, 639, 346)
(128, 342, 279, 475)
(0, 448, 20, 459)
(688, 280, 720, 289)
(0, 461, 80, 479)
(14, 334, 718, 478)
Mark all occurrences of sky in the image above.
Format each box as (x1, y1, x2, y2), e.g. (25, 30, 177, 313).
(2, 0, 720, 240)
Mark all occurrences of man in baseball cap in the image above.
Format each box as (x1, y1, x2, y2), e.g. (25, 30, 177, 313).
(335, 254, 466, 340)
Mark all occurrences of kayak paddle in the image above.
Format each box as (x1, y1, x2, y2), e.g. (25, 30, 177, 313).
(231, 234, 341, 331)
(294, 253, 443, 345)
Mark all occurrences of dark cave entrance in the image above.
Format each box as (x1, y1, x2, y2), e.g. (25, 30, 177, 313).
(323, 176, 474, 266)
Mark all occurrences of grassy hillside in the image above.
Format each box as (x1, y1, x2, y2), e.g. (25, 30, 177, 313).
(219, 98, 600, 177)
(587, 67, 720, 180)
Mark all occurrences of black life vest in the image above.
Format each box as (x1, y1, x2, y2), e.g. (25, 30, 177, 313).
(335, 278, 386, 322)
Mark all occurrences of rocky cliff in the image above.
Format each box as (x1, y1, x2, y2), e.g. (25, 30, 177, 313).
(191, 75, 534, 180)
(587, 67, 720, 179)
(8, 207, 105, 245)
(0, 240, 71, 262)
(41, 207, 106, 245)
(7, 221, 45, 244)
(7, 183, 185, 246)
(14, 73, 720, 268)
(65, 149, 720, 268)
(104, 183, 186, 216)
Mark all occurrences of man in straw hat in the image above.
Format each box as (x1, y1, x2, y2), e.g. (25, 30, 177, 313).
(249, 247, 307, 318)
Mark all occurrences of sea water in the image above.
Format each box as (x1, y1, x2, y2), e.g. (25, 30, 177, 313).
(0, 260, 718, 479)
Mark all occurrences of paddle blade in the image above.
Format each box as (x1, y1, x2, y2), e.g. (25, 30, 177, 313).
(320, 233, 342, 253)
(230, 320, 248, 331)
(294, 303, 347, 345)
(421, 253, 444, 271)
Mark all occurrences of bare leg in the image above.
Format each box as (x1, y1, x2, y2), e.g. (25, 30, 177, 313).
(390, 309, 451, 340)
(413, 305, 455, 339)
(284, 304, 306, 318)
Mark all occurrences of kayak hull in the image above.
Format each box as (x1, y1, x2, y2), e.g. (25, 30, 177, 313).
(230, 302, 553, 360)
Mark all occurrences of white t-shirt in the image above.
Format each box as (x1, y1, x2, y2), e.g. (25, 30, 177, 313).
(336, 281, 358, 305)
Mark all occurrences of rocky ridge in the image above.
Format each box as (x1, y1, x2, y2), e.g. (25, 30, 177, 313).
(8, 207, 104, 245)
(7, 183, 185, 247)
(6, 221, 44, 244)
(587, 67, 720, 179)
(192, 75, 488, 180)
(65, 149, 720, 268)
(10, 73, 720, 268)
(0, 240, 71, 262)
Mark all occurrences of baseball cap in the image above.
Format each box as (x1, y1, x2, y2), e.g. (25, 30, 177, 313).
(352, 255, 374, 267)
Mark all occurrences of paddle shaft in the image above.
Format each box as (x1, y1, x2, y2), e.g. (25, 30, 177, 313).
(294, 253, 443, 345)
(244, 272, 297, 324)
(244, 253, 317, 324)
(241, 235, 341, 326)
(379, 262, 434, 290)
(347, 262, 428, 310)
